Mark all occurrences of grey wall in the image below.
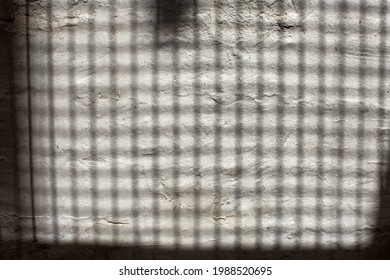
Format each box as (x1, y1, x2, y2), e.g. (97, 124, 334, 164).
(1, 0, 390, 259)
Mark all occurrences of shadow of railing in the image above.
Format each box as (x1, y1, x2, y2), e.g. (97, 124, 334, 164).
(1, 0, 390, 260)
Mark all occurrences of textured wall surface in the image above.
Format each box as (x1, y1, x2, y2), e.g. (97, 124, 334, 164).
(2, 0, 390, 258)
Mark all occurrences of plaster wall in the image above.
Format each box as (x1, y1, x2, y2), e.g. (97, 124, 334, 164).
(2, 0, 390, 253)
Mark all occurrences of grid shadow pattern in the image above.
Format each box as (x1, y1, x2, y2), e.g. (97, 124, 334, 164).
(1, 0, 390, 259)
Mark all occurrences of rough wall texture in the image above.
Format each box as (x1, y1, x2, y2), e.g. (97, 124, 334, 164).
(1, 0, 390, 258)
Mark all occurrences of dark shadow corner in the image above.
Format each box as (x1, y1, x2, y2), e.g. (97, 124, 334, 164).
(154, 0, 192, 32)
(0, 0, 19, 259)
(370, 145, 390, 257)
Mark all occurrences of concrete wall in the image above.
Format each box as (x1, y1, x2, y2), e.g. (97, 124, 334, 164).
(1, 0, 390, 258)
